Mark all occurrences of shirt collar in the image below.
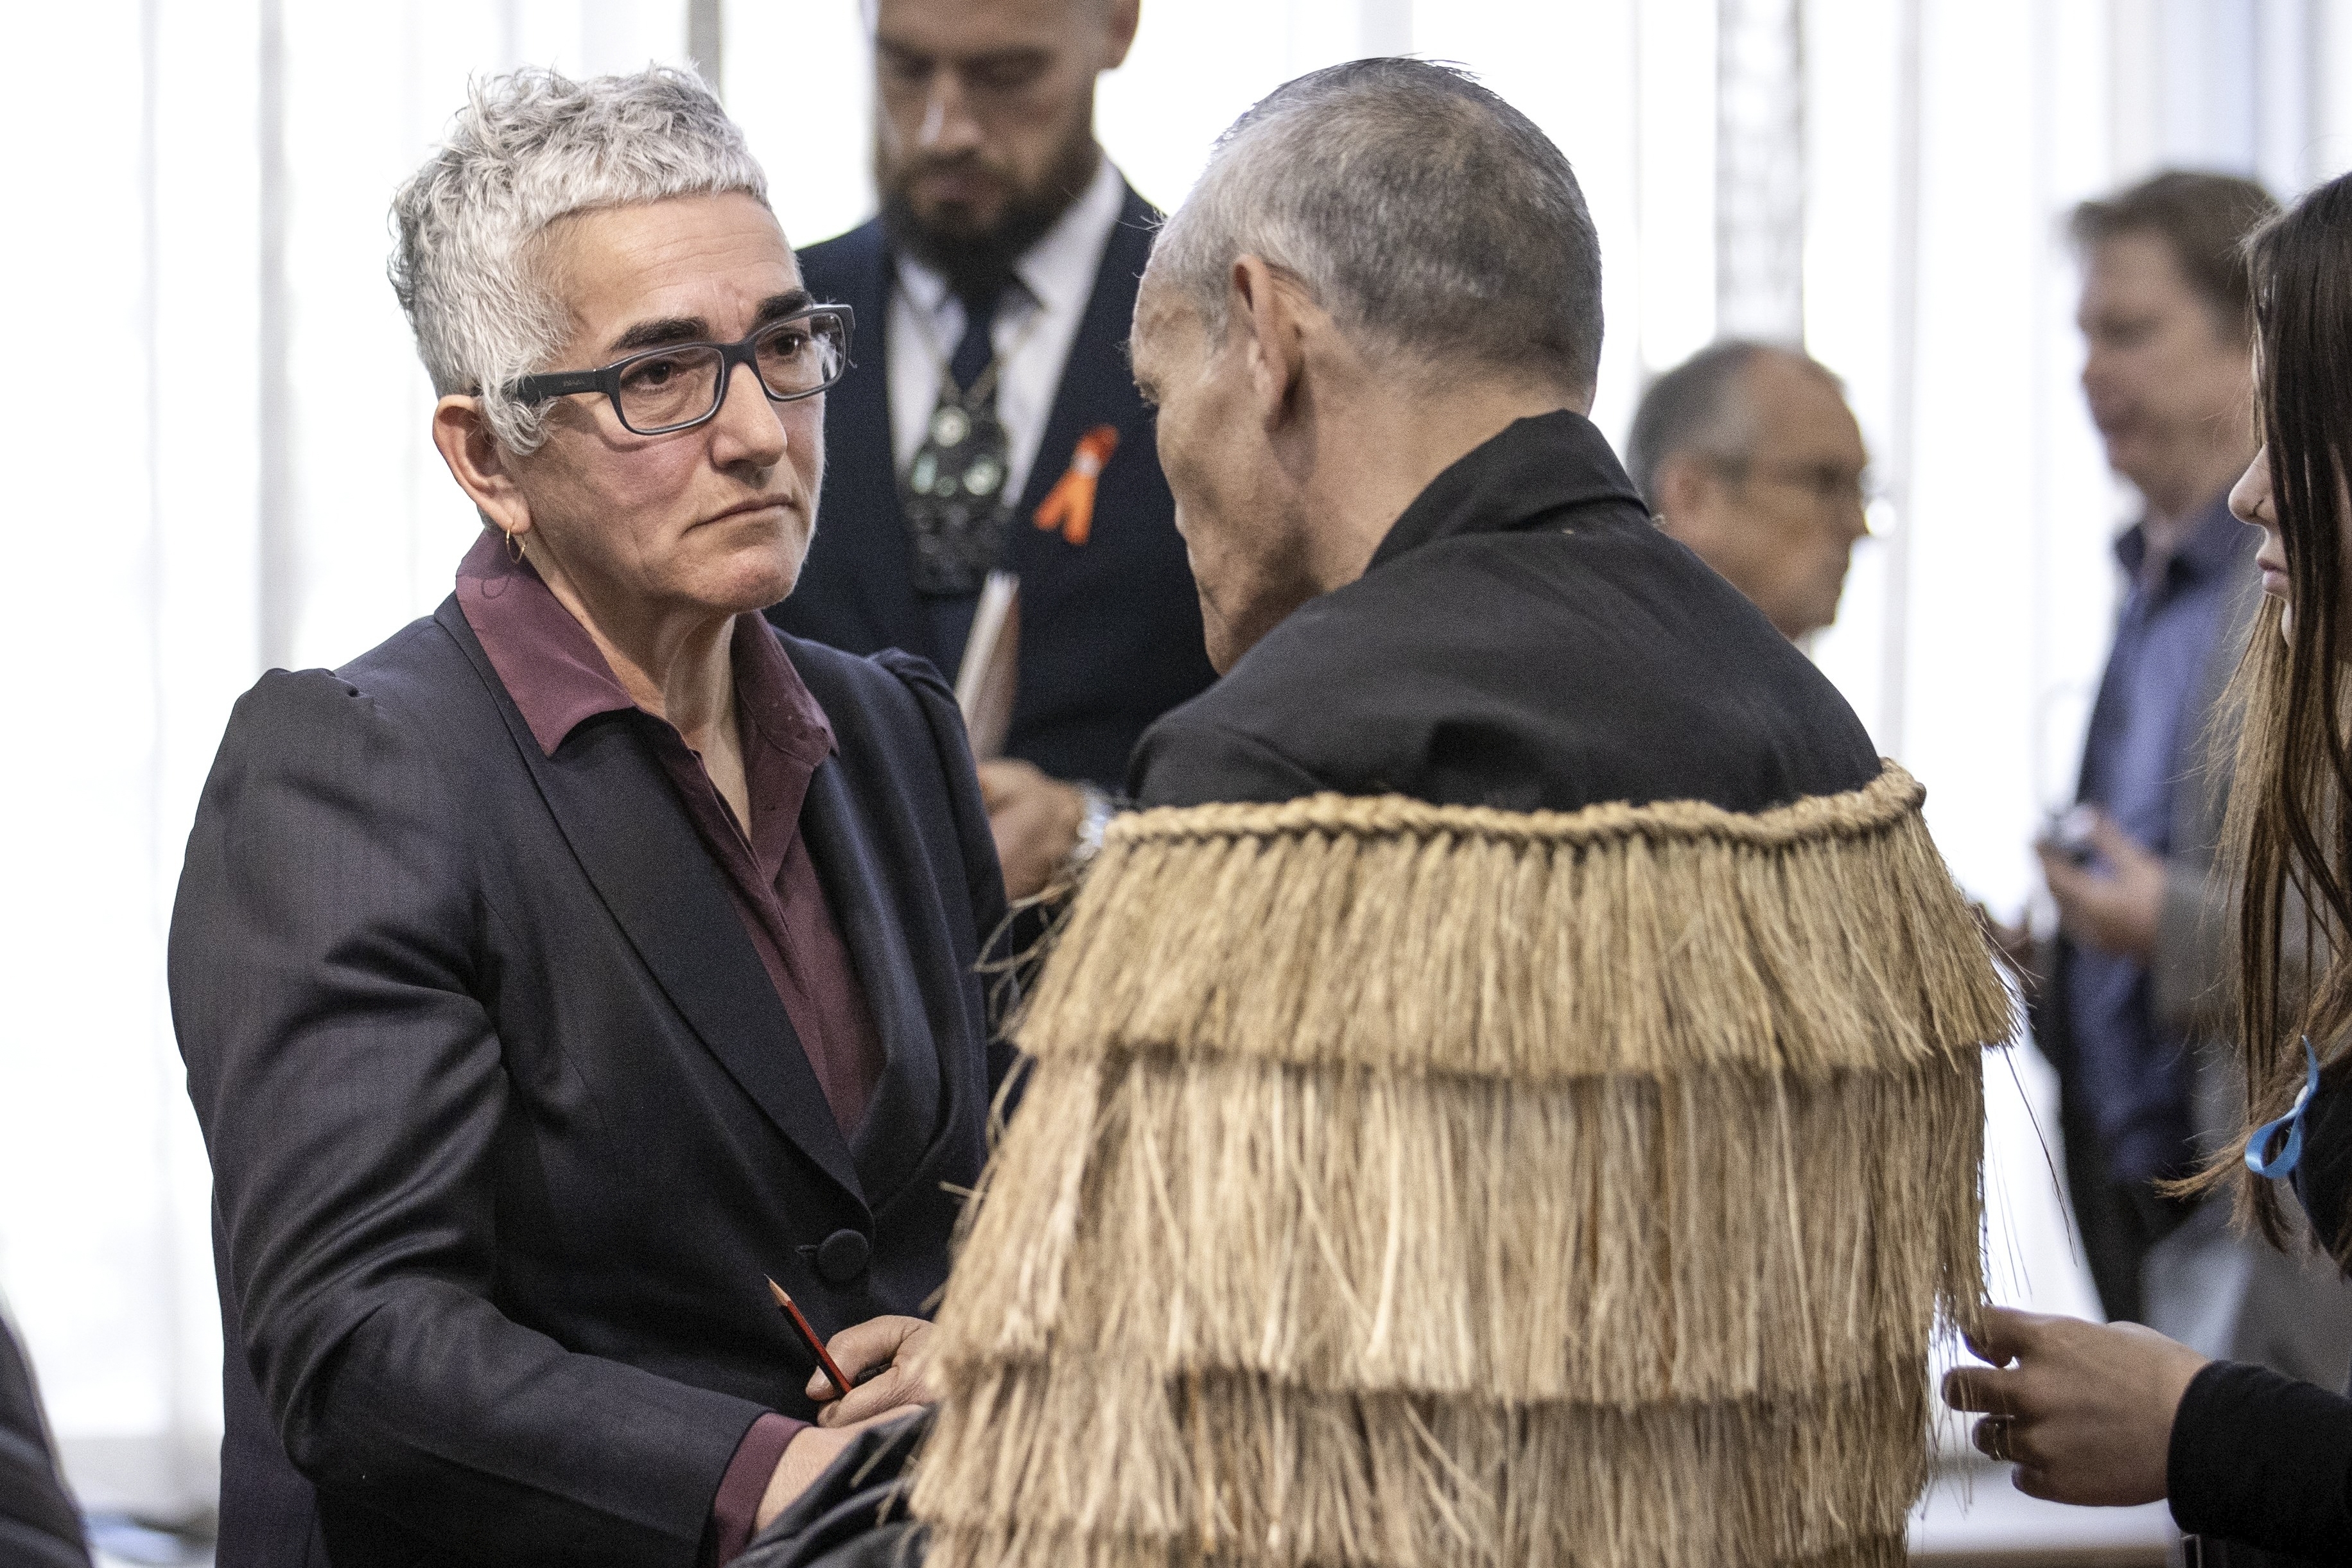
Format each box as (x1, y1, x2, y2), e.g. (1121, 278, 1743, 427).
(729, 606, 837, 774)
(893, 151, 1127, 325)
(454, 529, 836, 765)
(1367, 409, 1648, 573)
(2111, 490, 2249, 585)
(1013, 151, 1126, 321)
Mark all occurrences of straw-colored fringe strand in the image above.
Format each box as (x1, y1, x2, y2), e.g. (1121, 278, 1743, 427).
(918, 765, 2005, 1567)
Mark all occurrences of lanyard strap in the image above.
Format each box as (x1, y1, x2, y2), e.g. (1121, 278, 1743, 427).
(2247, 1036, 2324, 1180)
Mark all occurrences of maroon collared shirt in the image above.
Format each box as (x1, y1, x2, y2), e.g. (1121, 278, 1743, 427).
(455, 530, 878, 1561)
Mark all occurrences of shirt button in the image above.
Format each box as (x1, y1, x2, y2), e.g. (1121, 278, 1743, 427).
(816, 1229, 871, 1284)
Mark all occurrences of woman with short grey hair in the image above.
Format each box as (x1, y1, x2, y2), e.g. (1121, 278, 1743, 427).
(173, 66, 994, 1566)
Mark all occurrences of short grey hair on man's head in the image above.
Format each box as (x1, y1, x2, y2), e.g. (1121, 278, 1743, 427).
(1624, 340, 1841, 506)
(390, 65, 769, 453)
(1149, 58, 1603, 394)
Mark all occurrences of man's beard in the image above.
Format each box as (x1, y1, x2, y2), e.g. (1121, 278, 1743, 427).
(878, 123, 1101, 302)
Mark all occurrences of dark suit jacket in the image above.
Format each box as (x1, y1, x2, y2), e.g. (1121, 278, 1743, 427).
(171, 602, 1010, 1568)
(769, 183, 1217, 789)
(0, 1316, 89, 1568)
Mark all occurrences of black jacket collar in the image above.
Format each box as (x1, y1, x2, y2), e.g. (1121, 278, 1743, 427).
(1368, 409, 1646, 573)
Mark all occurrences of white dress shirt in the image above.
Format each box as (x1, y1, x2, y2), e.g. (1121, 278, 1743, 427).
(885, 152, 1128, 507)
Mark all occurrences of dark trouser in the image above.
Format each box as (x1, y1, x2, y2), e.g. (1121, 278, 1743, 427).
(2059, 1076, 2193, 1323)
(2083, 1176, 2197, 1325)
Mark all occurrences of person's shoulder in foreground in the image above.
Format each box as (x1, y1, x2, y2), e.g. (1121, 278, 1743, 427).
(1129, 407, 1879, 815)
(0, 1314, 92, 1568)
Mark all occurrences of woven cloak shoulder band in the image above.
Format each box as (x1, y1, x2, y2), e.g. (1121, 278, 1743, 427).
(1104, 756, 1930, 850)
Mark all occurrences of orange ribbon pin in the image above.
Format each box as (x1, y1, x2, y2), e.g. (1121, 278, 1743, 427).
(1033, 424, 1120, 546)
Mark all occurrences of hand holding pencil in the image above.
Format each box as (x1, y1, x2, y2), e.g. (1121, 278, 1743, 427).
(765, 1280, 939, 1427)
(804, 1313, 937, 1427)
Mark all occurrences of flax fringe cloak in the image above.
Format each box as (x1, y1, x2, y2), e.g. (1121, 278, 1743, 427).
(909, 760, 2008, 1568)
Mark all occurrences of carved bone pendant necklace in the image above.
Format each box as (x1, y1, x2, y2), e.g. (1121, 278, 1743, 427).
(901, 292, 1042, 597)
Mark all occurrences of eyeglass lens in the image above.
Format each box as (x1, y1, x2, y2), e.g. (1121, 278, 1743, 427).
(615, 313, 849, 433)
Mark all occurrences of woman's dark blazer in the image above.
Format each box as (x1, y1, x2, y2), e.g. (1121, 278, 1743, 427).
(170, 598, 1012, 1568)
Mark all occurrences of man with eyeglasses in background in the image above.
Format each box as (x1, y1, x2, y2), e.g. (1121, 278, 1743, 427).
(770, 0, 1215, 900)
(1625, 340, 1872, 645)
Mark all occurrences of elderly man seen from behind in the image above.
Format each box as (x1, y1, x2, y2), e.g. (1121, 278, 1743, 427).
(173, 69, 1009, 1567)
(1626, 340, 1872, 643)
(743, 57, 2005, 1568)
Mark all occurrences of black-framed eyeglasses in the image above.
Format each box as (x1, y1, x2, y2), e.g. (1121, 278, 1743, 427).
(509, 306, 855, 436)
(1714, 455, 1877, 514)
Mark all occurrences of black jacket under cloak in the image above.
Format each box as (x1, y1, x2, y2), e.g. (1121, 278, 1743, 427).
(740, 408, 1885, 1568)
(1130, 408, 1880, 814)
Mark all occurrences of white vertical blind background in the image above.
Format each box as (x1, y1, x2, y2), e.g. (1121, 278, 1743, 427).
(2, 0, 2341, 1522)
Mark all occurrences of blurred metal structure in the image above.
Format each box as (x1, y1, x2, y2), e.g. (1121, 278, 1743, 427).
(1876, 0, 1923, 765)
(688, 0, 724, 94)
(2109, 0, 2313, 199)
(1716, 0, 1804, 344)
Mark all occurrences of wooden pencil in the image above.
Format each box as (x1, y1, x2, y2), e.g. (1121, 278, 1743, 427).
(766, 1276, 854, 1400)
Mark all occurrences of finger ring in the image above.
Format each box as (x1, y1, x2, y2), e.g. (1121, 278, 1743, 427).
(1978, 1415, 2014, 1463)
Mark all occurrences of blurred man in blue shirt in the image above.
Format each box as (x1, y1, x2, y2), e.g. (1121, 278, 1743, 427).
(2037, 171, 2352, 1389)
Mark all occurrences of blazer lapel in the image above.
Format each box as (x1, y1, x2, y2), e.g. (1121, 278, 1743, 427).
(437, 602, 867, 1212)
(799, 759, 945, 1206)
(1006, 187, 1162, 620)
(1011, 186, 1160, 533)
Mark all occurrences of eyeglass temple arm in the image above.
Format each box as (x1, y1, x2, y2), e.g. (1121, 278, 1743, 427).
(510, 369, 603, 403)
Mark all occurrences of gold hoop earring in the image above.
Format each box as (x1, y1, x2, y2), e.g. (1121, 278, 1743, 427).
(502, 528, 525, 564)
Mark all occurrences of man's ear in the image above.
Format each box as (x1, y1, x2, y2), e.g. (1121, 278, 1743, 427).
(431, 396, 533, 540)
(1650, 451, 1723, 537)
(1101, 0, 1141, 69)
(1230, 254, 1305, 431)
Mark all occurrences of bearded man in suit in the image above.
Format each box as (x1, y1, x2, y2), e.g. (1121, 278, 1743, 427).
(769, 0, 1216, 901)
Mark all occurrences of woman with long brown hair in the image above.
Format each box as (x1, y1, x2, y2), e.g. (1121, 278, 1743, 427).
(1945, 171, 2352, 1558)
